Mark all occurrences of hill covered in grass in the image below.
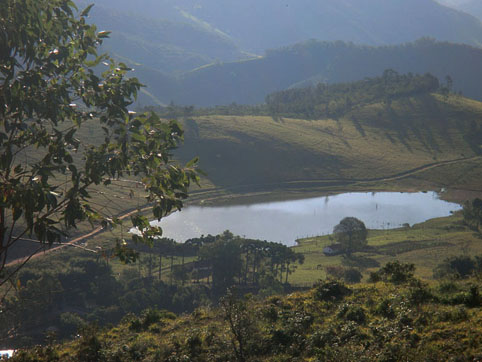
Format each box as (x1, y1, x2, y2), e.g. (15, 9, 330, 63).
(10, 272, 482, 361)
(174, 81, 482, 192)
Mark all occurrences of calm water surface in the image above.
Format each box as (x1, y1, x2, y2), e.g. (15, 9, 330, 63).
(150, 192, 461, 246)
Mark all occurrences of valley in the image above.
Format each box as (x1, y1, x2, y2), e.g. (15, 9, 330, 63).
(2, 0, 482, 359)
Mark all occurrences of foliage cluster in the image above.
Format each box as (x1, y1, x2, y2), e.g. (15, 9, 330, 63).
(0, 231, 303, 347)
(265, 70, 440, 119)
(369, 261, 416, 284)
(434, 255, 482, 279)
(8, 263, 482, 361)
(463, 198, 482, 231)
(0, 0, 198, 287)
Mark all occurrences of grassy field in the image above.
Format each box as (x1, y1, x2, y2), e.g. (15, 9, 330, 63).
(290, 212, 482, 285)
(176, 94, 482, 196)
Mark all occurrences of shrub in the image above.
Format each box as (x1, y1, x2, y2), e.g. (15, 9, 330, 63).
(313, 280, 352, 302)
(342, 306, 367, 325)
(344, 268, 363, 284)
(434, 256, 476, 279)
(369, 261, 415, 284)
(325, 266, 345, 280)
(129, 309, 174, 332)
(407, 280, 433, 306)
(375, 299, 396, 319)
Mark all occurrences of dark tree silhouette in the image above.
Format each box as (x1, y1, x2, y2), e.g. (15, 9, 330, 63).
(333, 217, 368, 256)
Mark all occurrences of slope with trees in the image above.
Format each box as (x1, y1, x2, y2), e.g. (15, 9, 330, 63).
(0, 0, 198, 288)
(76, 0, 482, 56)
(8, 263, 482, 361)
(0, 231, 304, 346)
(159, 39, 482, 106)
(76, 1, 246, 75)
(173, 75, 482, 190)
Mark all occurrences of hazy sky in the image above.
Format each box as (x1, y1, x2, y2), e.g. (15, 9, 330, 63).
(437, 0, 472, 6)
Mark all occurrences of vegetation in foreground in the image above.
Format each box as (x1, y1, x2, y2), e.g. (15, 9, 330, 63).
(7, 263, 482, 361)
(3, 206, 482, 350)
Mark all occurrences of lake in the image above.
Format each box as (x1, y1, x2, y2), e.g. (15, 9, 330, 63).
(147, 192, 461, 246)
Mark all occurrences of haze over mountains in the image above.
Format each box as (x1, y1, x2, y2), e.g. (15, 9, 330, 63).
(137, 40, 482, 106)
(79, 0, 482, 106)
(438, 0, 482, 20)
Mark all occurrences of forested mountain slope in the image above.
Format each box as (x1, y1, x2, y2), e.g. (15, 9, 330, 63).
(74, 1, 482, 106)
(76, 0, 247, 75)
(174, 0, 482, 52)
(161, 40, 482, 106)
(85, 0, 482, 53)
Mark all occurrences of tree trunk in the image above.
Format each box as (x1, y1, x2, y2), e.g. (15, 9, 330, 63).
(170, 256, 174, 286)
(158, 255, 162, 281)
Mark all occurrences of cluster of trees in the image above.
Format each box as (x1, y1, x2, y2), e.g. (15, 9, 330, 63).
(143, 102, 269, 119)
(0, 231, 304, 346)
(0, 255, 210, 346)
(134, 231, 304, 295)
(265, 70, 441, 119)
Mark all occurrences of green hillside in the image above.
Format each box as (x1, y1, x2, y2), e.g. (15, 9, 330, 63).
(175, 92, 482, 194)
(10, 274, 482, 361)
(160, 39, 482, 106)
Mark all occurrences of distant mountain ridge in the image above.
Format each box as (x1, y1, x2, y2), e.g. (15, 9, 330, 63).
(460, 0, 482, 20)
(77, 0, 249, 75)
(174, 0, 482, 51)
(147, 39, 482, 106)
(437, 0, 482, 20)
(76, 0, 482, 106)
(87, 0, 482, 51)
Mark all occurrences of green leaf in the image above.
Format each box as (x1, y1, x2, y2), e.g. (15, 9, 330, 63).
(80, 4, 94, 17)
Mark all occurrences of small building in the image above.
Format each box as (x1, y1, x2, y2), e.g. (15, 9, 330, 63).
(323, 244, 344, 256)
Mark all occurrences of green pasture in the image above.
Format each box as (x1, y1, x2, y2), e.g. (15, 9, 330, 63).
(290, 212, 482, 285)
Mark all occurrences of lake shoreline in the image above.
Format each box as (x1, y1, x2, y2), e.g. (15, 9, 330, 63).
(186, 184, 461, 208)
(154, 191, 461, 246)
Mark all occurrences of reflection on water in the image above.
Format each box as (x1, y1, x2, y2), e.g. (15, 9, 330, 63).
(149, 192, 460, 246)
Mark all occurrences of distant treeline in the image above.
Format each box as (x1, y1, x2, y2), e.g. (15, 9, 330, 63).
(142, 70, 446, 120)
(265, 70, 441, 119)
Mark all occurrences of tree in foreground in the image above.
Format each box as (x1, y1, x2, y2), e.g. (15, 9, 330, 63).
(0, 0, 198, 286)
(333, 217, 368, 256)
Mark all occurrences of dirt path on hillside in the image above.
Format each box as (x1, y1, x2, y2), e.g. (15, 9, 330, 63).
(4, 205, 153, 269)
(213, 155, 482, 193)
(5, 155, 481, 268)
